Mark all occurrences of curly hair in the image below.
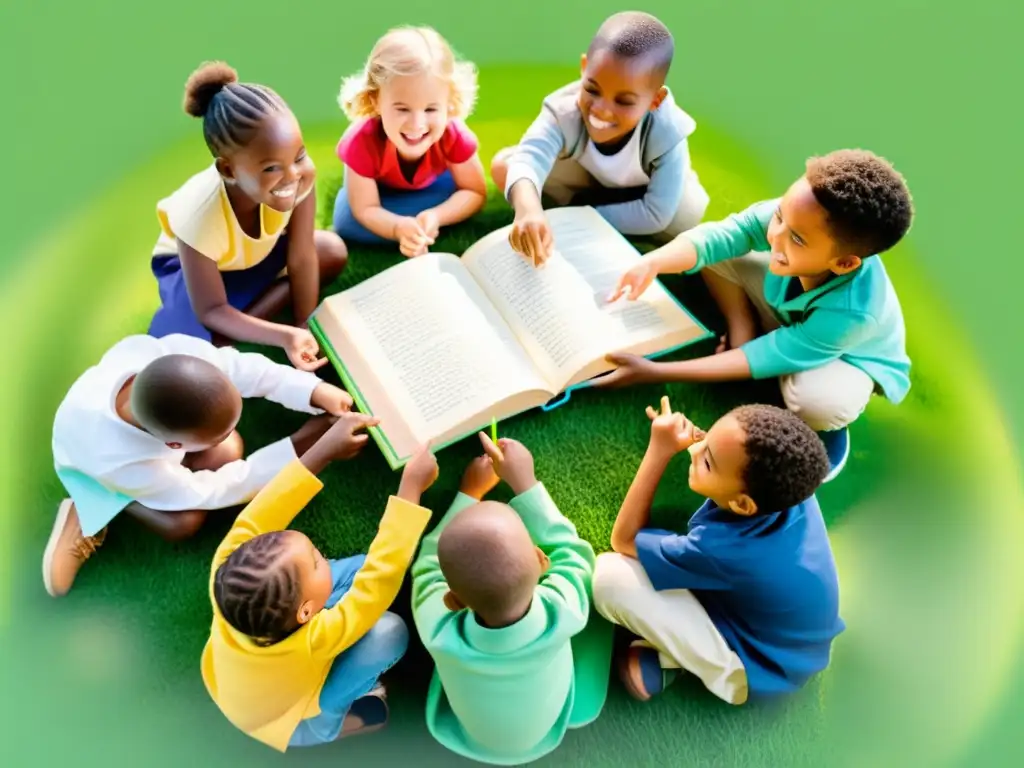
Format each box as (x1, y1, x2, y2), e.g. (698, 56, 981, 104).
(587, 11, 675, 77)
(338, 26, 478, 121)
(213, 532, 302, 646)
(806, 149, 914, 257)
(732, 405, 830, 513)
(182, 60, 289, 156)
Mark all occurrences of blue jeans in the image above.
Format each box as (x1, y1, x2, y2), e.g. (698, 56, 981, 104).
(288, 555, 410, 747)
(332, 170, 457, 244)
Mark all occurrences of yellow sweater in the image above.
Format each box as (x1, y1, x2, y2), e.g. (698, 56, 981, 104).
(200, 459, 431, 752)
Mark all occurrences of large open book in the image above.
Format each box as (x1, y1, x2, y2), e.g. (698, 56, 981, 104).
(309, 207, 712, 469)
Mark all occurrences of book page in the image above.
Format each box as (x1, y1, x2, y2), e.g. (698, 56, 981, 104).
(462, 207, 707, 390)
(314, 254, 552, 456)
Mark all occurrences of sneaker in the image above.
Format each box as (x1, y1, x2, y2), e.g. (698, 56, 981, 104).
(618, 642, 678, 701)
(42, 500, 106, 597)
(339, 686, 389, 739)
(818, 427, 850, 483)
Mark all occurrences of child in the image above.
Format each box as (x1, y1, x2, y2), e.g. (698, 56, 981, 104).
(492, 11, 709, 267)
(600, 149, 915, 480)
(148, 61, 348, 370)
(411, 432, 595, 765)
(333, 26, 487, 258)
(45, 333, 360, 598)
(202, 427, 438, 751)
(592, 397, 844, 704)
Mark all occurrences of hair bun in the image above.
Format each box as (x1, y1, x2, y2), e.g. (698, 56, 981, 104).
(183, 61, 239, 117)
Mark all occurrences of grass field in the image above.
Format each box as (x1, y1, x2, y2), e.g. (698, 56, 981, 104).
(13, 66, 987, 767)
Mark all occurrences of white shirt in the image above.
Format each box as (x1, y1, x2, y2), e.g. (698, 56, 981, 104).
(52, 334, 323, 536)
(577, 126, 650, 189)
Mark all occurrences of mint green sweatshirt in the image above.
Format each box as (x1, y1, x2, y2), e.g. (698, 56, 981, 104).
(411, 484, 595, 765)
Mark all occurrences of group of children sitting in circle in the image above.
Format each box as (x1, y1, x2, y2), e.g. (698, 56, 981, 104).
(44, 10, 915, 764)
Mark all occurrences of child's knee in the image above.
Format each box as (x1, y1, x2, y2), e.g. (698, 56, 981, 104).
(591, 552, 635, 611)
(781, 368, 872, 431)
(187, 431, 245, 472)
(162, 509, 208, 542)
(368, 612, 410, 657)
(314, 230, 349, 278)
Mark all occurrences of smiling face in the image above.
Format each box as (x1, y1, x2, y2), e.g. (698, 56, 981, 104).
(376, 70, 450, 160)
(218, 110, 316, 213)
(766, 176, 862, 280)
(577, 49, 667, 147)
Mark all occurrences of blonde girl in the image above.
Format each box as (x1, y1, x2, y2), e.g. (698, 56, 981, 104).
(332, 27, 487, 257)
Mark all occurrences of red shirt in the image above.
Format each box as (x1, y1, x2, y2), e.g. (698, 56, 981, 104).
(336, 118, 478, 191)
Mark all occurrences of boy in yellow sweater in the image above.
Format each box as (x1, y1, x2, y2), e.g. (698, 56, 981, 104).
(201, 412, 439, 751)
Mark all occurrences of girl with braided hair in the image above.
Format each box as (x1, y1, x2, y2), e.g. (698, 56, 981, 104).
(147, 61, 348, 371)
(201, 413, 441, 751)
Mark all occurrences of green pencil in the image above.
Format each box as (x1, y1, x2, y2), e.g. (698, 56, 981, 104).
(490, 417, 504, 460)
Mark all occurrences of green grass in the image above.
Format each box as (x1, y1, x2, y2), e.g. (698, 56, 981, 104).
(13, 65, 1000, 767)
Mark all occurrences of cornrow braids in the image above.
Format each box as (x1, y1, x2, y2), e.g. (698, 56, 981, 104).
(183, 61, 289, 156)
(213, 531, 302, 646)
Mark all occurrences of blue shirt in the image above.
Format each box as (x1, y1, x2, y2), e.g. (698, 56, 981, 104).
(685, 199, 911, 403)
(634, 497, 844, 698)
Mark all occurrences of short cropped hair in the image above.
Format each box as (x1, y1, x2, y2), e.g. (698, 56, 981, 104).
(587, 12, 675, 77)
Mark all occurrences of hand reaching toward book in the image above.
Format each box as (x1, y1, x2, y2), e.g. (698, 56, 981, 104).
(593, 352, 663, 388)
(398, 443, 439, 503)
(609, 258, 660, 301)
(320, 411, 380, 460)
(310, 383, 354, 415)
(509, 211, 553, 267)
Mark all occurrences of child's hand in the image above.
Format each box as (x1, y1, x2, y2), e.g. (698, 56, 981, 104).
(509, 211, 553, 267)
(460, 455, 500, 500)
(398, 443, 439, 502)
(310, 382, 354, 415)
(593, 352, 662, 388)
(285, 328, 329, 371)
(646, 396, 705, 458)
(609, 258, 661, 302)
(478, 432, 537, 496)
(394, 217, 434, 258)
(416, 209, 441, 242)
(316, 411, 381, 460)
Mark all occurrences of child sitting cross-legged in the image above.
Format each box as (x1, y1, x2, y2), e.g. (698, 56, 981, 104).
(600, 149, 915, 480)
(45, 333, 357, 598)
(202, 422, 439, 752)
(592, 397, 845, 704)
(411, 433, 596, 765)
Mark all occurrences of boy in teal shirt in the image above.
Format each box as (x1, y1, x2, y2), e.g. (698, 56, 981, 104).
(410, 433, 595, 765)
(598, 149, 914, 480)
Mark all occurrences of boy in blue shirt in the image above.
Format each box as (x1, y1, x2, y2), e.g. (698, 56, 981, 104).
(592, 397, 843, 704)
(598, 149, 915, 479)
(491, 11, 709, 266)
